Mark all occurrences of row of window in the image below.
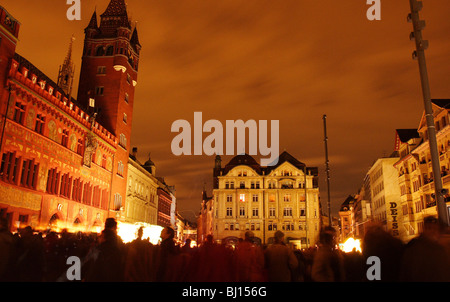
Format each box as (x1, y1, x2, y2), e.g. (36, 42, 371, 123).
(0, 151, 110, 210)
(86, 45, 139, 71)
(226, 193, 305, 203)
(402, 195, 439, 217)
(1, 152, 39, 189)
(12, 100, 84, 155)
(127, 178, 157, 203)
(222, 221, 314, 232)
(224, 180, 306, 189)
(46, 167, 109, 210)
(235, 170, 301, 177)
(372, 181, 384, 197)
(223, 207, 310, 218)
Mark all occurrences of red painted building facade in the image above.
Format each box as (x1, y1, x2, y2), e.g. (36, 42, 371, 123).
(0, 0, 140, 232)
(157, 178, 176, 228)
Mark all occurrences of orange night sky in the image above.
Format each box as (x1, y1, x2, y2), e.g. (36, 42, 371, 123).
(3, 0, 450, 222)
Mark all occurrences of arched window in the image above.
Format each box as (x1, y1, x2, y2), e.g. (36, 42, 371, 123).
(49, 213, 59, 228)
(114, 193, 122, 211)
(95, 46, 104, 56)
(106, 45, 114, 56)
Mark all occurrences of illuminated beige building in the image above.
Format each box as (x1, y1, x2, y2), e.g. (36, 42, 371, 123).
(366, 156, 403, 239)
(124, 149, 158, 225)
(393, 100, 450, 242)
(339, 195, 355, 241)
(212, 151, 321, 248)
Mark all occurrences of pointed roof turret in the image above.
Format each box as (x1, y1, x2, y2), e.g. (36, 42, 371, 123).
(86, 10, 98, 30)
(57, 35, 76, 98)
(202, 183, 208, 201)
(142, 153, 156, 174)
(131, 26, 141, 46)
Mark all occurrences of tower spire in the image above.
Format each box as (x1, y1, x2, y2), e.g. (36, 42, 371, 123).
(57, 35, 75, 99)
(99, 0, 131, 34)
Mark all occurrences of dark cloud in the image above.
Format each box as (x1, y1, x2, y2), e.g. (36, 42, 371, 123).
(4, 0, 450, 222)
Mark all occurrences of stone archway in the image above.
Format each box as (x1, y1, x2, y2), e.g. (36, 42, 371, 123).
(48, 213, 60, 229)
(222, 236, 239, 248)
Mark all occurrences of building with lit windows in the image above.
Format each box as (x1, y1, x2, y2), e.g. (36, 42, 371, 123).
(212, 151, 321, 248)
(366, 156, 403, 238)
(125, 148, 159, 225)
(156, 177, 176, 228)
(393, 102, 450, 242)
(0, 0, 142, 232)
(339, 195, 355, 241)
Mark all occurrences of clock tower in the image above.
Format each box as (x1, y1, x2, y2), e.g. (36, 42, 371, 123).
(77, 0, 141, 218)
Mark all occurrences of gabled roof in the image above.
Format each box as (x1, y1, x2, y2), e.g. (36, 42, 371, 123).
(340, 195, 355, 212)
(396, 129, 420, 143)
(431, 99, 450, 109)
(394, 129, 420, 151)
(418, 99, 450, 130)
(220, 151, 318, 177)
(223, 154, 261, 175)
(265, 151, 306, 173)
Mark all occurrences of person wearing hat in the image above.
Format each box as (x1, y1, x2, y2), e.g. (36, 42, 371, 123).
(264, 230, 298, 282)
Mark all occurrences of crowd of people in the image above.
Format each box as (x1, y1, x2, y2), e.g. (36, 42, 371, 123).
(0, 215, 450, 282)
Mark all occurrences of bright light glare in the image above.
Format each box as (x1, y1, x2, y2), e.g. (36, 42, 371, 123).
(117, 222, 163, 245)
(340, 237, 362, 253)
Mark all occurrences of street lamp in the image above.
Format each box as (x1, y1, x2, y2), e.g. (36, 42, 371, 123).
(323, 115, 332, 227)
(408, 0, 449, 226)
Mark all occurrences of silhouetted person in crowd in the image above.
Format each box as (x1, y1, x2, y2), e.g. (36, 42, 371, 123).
(311, 227, 345, 282)
(156, 226, 178, 281)
(0, 217, 15, 281)
(15, 226, 46, 282)
(265, 231, 298, 282)
(185, 234, 235, 282)
(362, 223, 403, 282)
(124, 226, 155, 282)
(85, 218, 125, 282)
(234, 231, 265, 282)
(292, 249, 307, 282)
(181, 238, 194, 254)
(400, 216, 450, 282)
(343, 248, 365, 282)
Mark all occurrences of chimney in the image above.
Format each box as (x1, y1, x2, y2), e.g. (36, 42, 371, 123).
(132, 147, 138, 158)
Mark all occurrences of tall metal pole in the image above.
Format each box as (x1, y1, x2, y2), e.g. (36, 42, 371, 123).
(304, 165, 308, 248)
(323, 115, 332, 227)
(408, 0, 449, 226)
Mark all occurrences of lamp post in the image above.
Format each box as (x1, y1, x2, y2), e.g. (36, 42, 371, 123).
(323, 115, 332, 227)
(408, 0, 449, 226)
